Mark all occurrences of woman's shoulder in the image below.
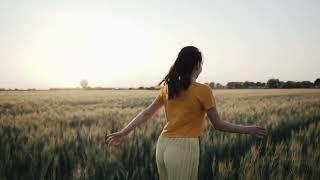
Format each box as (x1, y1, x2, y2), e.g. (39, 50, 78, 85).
(160, 81, 210, 94)
(191, 81, 211, 91)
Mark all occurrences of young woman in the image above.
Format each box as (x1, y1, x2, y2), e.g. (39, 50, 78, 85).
(105, 46, 267, 180)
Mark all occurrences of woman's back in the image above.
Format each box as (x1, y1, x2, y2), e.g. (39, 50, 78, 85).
(159, 80, 216, 138)
(106, 46, 267, 180)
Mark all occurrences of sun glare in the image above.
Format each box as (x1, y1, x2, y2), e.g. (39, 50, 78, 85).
(19, 11, 154, 87)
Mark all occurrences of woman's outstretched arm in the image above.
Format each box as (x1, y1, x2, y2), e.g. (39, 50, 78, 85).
(206, 107, 267, 138)
(105, 95, 164, 146)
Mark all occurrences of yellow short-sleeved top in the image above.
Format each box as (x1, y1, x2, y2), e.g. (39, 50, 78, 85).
(158, 79, 216, 138)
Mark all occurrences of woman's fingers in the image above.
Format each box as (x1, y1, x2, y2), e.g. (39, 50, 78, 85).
(260, 128, 267, 135)
(106, 135, 115, 141)
(256, 128, 267, 138)
(113, 139, 124, 146)
(250, 126, 267, 138)
(106, 132, 118, 140)
(108, 137, 120, 146)
(105, 135, 118, 145)
(108, 138, 118, 146)
(109, 137, 124, 146)
(105, 135, 114, 144)
(105, 132, 126, 146)
(257, 129, 266, 135)
(105, 136, 113, 144)
(105, 132, 120, 143)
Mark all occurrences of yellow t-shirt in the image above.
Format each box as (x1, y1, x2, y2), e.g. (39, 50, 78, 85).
(158, 80, 216, 138)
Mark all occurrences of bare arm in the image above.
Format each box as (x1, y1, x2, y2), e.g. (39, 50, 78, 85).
(106, 95, 164, 146)
(206, 107, 267, 138)
(119, 96, 164, 135)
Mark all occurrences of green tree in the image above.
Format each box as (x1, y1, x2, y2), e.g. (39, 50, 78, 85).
(267, 78, 280, 88)
(314, 78, 320, 88)
(283, 81, 296, 88)
(215, 83, 224, 89)
(300, 81, 313, 88)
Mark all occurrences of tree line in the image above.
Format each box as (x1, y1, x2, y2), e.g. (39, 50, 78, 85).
(211, 78, 320, 89)
(1, 78, 319, 91)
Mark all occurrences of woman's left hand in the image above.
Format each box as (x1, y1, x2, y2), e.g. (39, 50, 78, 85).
(105, 130, 128, 147)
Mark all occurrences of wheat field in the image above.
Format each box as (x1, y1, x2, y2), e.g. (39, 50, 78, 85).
(0, 89, 319, 180)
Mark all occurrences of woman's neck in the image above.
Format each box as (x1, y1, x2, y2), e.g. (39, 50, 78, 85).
(191, 73, 197, 81)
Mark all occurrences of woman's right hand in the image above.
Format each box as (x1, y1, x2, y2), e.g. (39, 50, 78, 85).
(105, 130, 129, 147)
(246, 126, 267, 138)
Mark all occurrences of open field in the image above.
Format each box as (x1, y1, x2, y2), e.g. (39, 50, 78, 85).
(0, 89, 319, 180)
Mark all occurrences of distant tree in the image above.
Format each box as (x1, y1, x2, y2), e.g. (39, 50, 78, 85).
(295, 81, 302, 88)
(146, 86, 156, 90)
(300, 81, 313, 88)
(256, 82, 265, 88)
(215, 83, 224, 89)
(279, 81, 285, 88)
(80, 79, 89, 89)
(256, 82, 261, 87)
(314, 78, 320, 88)
(243, 81, 250, 88)
(283, 81, 296, 88)
(226, 82, 242, 89)
(267, 78, 280, 88)
(243, 81, 256, 88)
(209, 82, 215, 89)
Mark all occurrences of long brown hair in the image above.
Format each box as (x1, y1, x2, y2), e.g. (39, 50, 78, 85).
(158, 46, 203, 99)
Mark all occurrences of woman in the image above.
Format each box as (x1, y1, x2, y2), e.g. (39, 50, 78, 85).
(105, 46, 267, 180)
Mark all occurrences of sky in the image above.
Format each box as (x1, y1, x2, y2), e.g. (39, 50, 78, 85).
(1, 0, 319, 89)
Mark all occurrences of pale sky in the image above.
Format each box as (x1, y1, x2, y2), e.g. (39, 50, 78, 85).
(1, 0, 319, 89)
